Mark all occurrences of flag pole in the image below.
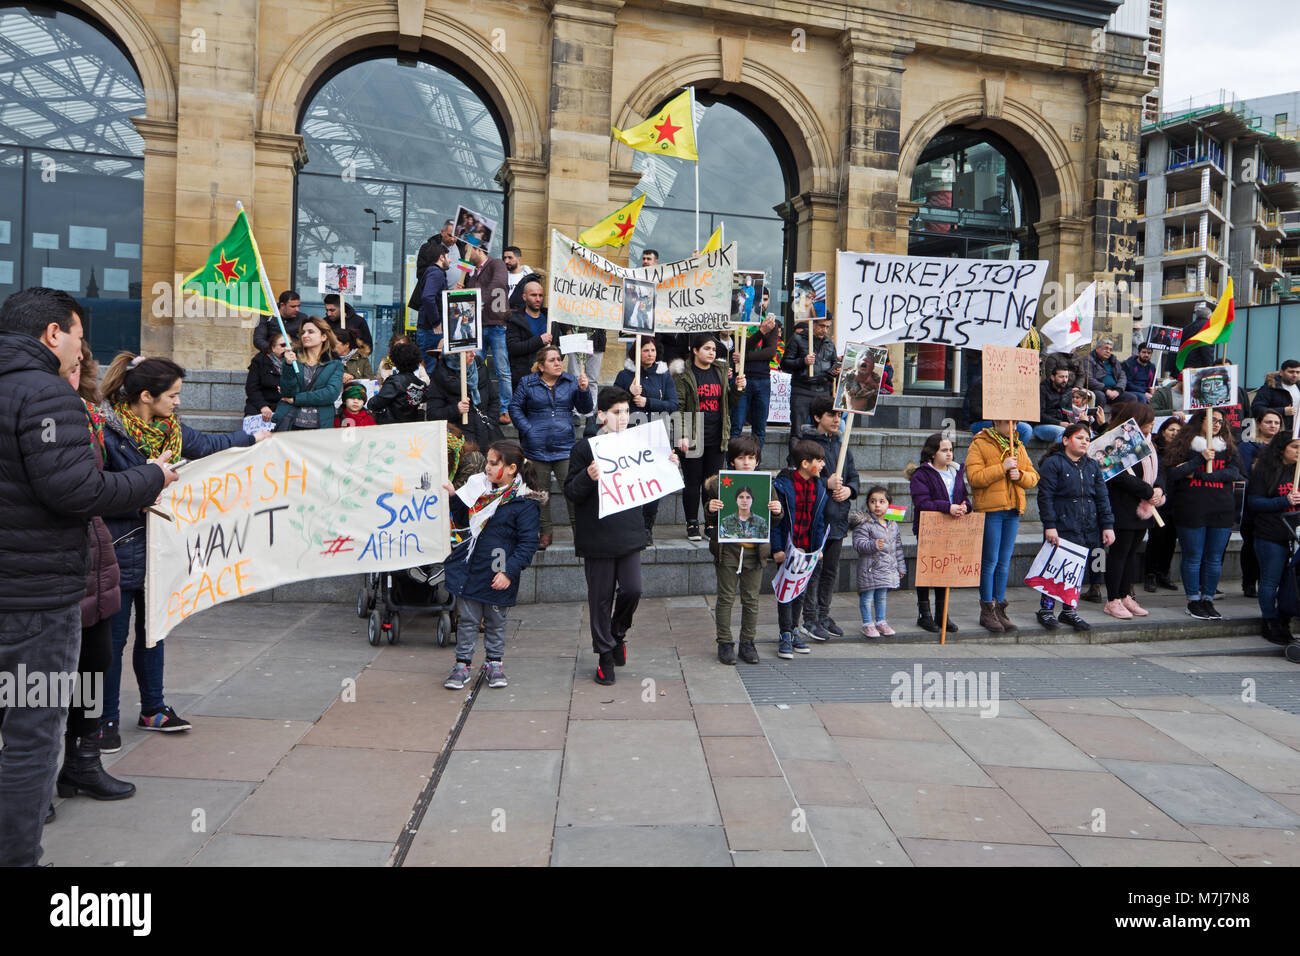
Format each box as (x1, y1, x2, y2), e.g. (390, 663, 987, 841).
(690, 85, 700, 251)
(237, 200, 298, 373)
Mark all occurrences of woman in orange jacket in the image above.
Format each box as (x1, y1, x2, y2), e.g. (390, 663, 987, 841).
(966, 419, 1040, 633)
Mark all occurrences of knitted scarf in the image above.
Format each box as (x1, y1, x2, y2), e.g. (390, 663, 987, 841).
(82, 398, 105, 450)
(447, 432, 465, 481)
(114, 400, 183, 460)
(450, 473, 522, 553)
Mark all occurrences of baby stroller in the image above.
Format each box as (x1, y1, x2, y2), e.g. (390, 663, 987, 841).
(356, 562, 455, 647)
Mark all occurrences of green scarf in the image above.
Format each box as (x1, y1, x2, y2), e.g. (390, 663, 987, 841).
(114, 400, 183, 460)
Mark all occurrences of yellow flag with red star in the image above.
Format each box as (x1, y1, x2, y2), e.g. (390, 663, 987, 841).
(182, 209, 273, 314)
(577, 194, 647, 249)
(612, 90, 698, 161)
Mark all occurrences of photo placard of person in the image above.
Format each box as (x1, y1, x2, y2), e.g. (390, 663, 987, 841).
(834, 343, 889, 416)
(1086, 417, 1156, 482)
(318, 262, 364, 297)
(589, 418, 684, 517)
(792, 271, 826, 320)
(716, 471, 773, 544)
(915, 511, 986, 644)
(453, 204, 498, 254)
(1143, 325, 1183, 351)
(1181, 364, 1239, 412)
(729, 271, 766, 327)
(980, 345, 1041, 422)
(1024, 538, 1090, 608)
(833, 251, 1049, 355)
(145, 422, 451, 646)
(442, 287, 482, 354)
(621, 278, 658, 338)
(548, 229, 736, 333)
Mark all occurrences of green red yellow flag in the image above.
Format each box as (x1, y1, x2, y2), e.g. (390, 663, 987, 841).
(576, 194, 647, 249)
(611, 90, 698, 161)
(182, 209, 273, 315)
(1175, 277, 1235, 371)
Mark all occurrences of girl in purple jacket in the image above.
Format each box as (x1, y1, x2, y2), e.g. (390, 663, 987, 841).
(906, 433, 970, 632)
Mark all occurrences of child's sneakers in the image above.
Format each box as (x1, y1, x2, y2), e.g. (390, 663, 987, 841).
(822, 617, 845, 637)
(791, 631, 812, 654)
(484, 660, 508, 688)
(861, 622, 880, 638)
(444, 661, 471, 690)
(594, 652, 617, 685)
(777, 633, 795, 659)
(876, 621, 896, 636)
(807, 621, 834, 641)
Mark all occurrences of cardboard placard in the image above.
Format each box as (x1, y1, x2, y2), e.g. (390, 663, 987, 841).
(981, 345, 1041, 422)
(914, 511, 985, 588)
(1183, 364, 1239, 411)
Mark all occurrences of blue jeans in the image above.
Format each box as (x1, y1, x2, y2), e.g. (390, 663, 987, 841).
(980, 510, 1020, 603)
(859, 588, 888, 623)
(1033, 423, 1065, 442)
(478, 325, 511, 412)
(1176, 525, 1233, 601)
(416, 329, 442, 377)
(106, 588, 165, 722)
(1255, 537, 1290, 619)
(730, 375, 771, 450)
(970, 421, 1033, 443)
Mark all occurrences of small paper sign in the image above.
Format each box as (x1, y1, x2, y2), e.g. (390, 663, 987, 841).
(1024, 538, 1090, 608)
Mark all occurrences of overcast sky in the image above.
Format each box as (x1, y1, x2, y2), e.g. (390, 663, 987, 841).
(1162, 0, 1300, 108)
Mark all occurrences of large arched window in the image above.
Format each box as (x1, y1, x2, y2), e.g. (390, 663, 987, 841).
(903, 127, 1041, 392)
(0, 3, 146, 358)
(628, 96, 795, 309)
(294, 53, 507, 352)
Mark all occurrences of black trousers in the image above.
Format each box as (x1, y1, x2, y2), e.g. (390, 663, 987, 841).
(804, 538, 843, 623)
(1105, 528, 1145, 602)
(68, 619, 111, 739)
(1144, 521, 1178, 577)
(681, 445, 724, 525)
(583, 553, 643, 655)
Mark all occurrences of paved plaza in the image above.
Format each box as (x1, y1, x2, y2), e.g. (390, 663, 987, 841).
(34, 588, 1300, 867)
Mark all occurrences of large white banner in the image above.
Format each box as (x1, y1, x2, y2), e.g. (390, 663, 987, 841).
(548, 230, 736, 333)
(834, 251, 1049, 353)
(145, 422, 451, 645)
(589, 419, 683, 517)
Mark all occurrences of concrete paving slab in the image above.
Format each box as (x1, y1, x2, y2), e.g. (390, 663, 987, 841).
(1029, 711, 1211, 764)
(693, 703, 764, 736)
(302, 669, 465, 752)
(1108, 695, 1221, 713)
(1053, 834, 1232, 867)
(712, 776, 814, 851)
(550, 825, 732, 867)
(406, 822, 556, 866)
(1099, 759, 1300, 828)
(901, 837, 1077, 867)
(1127, 709, 1300, 793)
(109, 716, 311, 781)
(930, 712, 1102, 771)
(985, 766, 1197, 842)
(504, 628, 584, 656)
(471, 656, 577, 712)
(836, 736, 996, 787)
(1147, 655, 1299, 674)
(1189, 825, 1300, 866)
(42, 778, 253, 867)
(190, 833, 392, 867)
(570, 678, 692, 719)
(1200, 696, 1300, 751)
(681, 657, 752, 704)
(812, 702, 951, 741)
(702, 736, 782, 777)
(190, 657, 363, 721)
(557, 720, 720, 826)
(805, 806, 911, 866)
(731, 850, 823, 866)
(865, 781, 1055, 846)
(457, 710, 568, 750)
(225, 745, 431, 842)
(754, 704, 842, 761)
(1022, 697, 1134, 717)
(156, 637, 275, 697)
(367, 644, 456, 674)
(782, 758, 873, 808)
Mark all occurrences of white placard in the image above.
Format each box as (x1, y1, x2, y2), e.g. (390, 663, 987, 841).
(114, 242, 140, 259)
(772, 541, 824, 603)
(371, 241, 393, 274)
(69, 225, 107, 251)
(318, 262, 364, 296)
(102, 267, 129, 292)
(1023, 538, 1090, 608)
(0, 221, 10, 244)
(768, 370, 792, 424)
(835, 251, 1050, 354)
(589, 419, 683, 518)
(41, 267, 79, 291)
(32, 232, 59, 250)
(0, 261, 12, 284)
(560, 333, 594, 355)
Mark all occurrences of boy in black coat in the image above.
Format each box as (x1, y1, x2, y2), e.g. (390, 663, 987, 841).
(566, 386, 678, 685)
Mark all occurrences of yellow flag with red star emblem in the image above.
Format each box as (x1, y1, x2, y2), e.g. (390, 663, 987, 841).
(182, 209, 273, 314)
(577, 194, 647, 249)
(612, 89, 698, 161)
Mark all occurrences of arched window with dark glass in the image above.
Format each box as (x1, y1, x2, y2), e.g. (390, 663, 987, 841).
(294, 53, 508, 353)
(903, 127, 1040, 392)
(0, 3, 146, 358)
(628, 95, 796, 311)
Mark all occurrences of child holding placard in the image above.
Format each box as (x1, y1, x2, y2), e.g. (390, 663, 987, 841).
(770, 439, 829, 660)
(849, 487, 906, 637)
(705, 435, 782, 665)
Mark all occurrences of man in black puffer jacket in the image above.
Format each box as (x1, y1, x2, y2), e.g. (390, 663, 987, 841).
(0, 287, 175, 867)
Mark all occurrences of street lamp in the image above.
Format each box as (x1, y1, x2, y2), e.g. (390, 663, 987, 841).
(362, 207, 394, 240)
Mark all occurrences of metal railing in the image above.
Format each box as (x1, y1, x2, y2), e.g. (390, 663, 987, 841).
(1166, 187, 1221, 211)
(1167, 141, 1225, 172)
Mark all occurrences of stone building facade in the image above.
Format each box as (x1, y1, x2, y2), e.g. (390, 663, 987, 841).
(45, 0, 1148, 373)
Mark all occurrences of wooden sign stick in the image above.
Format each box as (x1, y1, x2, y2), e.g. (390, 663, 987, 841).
(737, 329, 747, 391)
(1125, 466, 1166, 527)
(1204, 408, 1214, 473)
(460, 351, 469, 425)
(835, 416, 854, 478)
(939, 586, 950, 646)
(634, 334, 642, 389)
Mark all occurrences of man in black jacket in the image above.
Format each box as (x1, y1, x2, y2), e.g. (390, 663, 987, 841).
(323, 294, 373, 352)
(1251, 360, 1300, 435)
(780, 316, 839, 448)
(0, 287, 176, 867)
(252, 290, 301, 352)
(505, 277, 551, 386)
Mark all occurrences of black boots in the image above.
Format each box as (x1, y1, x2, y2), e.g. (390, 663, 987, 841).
(1144, 573, 1157, 593)
(916, 596, 939, 633)
(594, 652, 617, 685)
(56, 733, 136, 800)
(1263, 619, 1289, 646)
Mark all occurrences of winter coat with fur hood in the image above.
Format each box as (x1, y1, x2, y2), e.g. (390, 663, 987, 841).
(849, 510, 905, 591)
(1165, 436, 1244, 529)
(613, 358, 677, 415)
(443, 481, 543, 607)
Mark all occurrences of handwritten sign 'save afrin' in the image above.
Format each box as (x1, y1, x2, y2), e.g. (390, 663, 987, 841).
(145, 423, 450, 646)
(834, 251, 1049, 354)
(548, 230, 736, 333)
(589, 419, 684, 518)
